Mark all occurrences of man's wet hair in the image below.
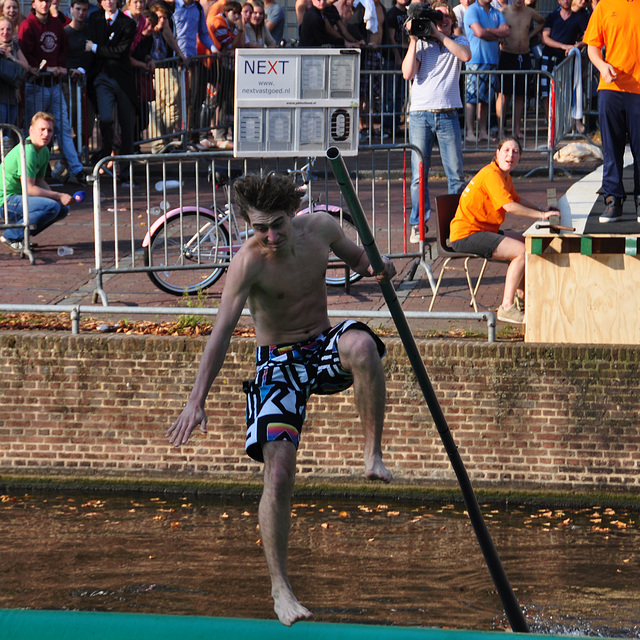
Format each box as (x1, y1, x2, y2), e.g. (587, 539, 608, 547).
(233, 173, 303, 223)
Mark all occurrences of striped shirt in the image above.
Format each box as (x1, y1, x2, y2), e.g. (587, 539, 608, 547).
(409, 35, 469, 111)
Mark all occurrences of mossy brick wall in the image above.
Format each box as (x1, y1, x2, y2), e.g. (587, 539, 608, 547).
(1, 332, 639, 493)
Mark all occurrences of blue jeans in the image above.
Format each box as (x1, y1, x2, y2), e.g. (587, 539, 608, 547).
(2, 194, 69, 242)
(409, 110, 465, 226)
(24, 82, 84, 176)
(0, 103, 18, 128)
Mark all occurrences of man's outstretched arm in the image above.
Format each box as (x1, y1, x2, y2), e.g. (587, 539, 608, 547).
(166, 254, 253, 446)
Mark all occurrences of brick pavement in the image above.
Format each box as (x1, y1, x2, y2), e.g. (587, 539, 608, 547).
(0, 151, 590, 339)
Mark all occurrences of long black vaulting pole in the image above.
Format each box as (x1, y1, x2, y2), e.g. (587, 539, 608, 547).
(326, 146, 529, 633)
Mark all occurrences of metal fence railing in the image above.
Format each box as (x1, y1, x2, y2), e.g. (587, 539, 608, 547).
(89, 145, 434, 305)
(0, 303, 498, 342)
(0, 126, 35, 265)
(2, 45, 591, 177)
(352, 49, 589, 180)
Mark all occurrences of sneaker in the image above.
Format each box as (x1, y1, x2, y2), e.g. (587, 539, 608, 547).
(497, 303, 525, 325)
(409, 225, 428, 243)
(599, 195, 623, 223)
(68, 172, 87, 186)
(0, 236, 24, 253)
(514, 295, 525, 313)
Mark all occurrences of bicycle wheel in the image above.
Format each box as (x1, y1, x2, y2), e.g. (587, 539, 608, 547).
(145, 210, 231, 296)
(325, 210, 364, 287)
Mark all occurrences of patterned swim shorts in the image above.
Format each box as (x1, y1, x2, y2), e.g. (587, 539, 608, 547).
(243, 320, 385, 462)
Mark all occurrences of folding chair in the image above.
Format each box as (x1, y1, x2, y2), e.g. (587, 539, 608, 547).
(429, 193, 489, 312)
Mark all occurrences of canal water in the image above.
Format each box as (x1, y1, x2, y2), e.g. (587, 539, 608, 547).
(0, 492, 638, 636)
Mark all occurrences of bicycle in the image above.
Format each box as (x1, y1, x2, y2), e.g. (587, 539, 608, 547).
(142, 159, 363, 296)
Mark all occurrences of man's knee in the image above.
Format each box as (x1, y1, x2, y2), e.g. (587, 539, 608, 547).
(262, 442, 297, 492)
(338, 329, 381, 372)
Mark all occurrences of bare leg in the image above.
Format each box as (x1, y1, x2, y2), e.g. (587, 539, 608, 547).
(260, 441, 313, 626)
(492, 233, 526, 309)
(478, 102, 489, 140)
(496, 93, 505, 139)
(513, 95, 524, 139)
(338, 330, 392, 483)
(465, 102, 477, 141)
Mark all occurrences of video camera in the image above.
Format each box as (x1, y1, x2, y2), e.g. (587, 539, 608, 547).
(405, 3, 444, 39)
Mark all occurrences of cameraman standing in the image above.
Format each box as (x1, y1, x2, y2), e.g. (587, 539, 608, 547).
(403, 1, 471, 243)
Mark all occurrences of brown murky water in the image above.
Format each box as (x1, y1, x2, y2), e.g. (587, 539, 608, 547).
(0, 492, 638, 636)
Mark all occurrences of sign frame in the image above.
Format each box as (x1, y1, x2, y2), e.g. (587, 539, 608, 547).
(234, 48, 361, 158)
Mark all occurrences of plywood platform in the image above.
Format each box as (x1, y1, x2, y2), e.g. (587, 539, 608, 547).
(524, 148, 639, 344)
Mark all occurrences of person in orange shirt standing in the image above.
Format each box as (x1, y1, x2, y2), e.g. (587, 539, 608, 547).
(449, 137, 557, 324)
(583, 0, 640, 223)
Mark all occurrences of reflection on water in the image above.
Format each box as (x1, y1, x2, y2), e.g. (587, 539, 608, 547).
(0, 493, 638, 636)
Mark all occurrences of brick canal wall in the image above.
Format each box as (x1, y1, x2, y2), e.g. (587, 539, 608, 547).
(1, 332, 639, 494)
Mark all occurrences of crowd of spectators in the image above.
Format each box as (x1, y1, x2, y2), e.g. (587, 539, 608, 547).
(0, 0, 598, 183)
(0, 0, 290, 174)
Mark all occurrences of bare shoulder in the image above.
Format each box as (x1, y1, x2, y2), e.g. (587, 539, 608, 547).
(293, 211, 343, 243)
(226, 236, 267, 284)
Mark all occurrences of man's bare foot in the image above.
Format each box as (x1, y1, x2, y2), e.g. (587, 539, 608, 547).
(366, 457, 392, 483)
(273, 589, 313, 626)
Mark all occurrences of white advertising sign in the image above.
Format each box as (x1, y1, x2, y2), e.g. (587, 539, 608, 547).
(234, 49, 360, 158)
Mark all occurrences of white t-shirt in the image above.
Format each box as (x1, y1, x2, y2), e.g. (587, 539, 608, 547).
(409, 34, 469, 111)
(453, 4, 466, 36)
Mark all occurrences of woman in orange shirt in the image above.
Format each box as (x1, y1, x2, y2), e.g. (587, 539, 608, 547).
(449, 137, 558, 324)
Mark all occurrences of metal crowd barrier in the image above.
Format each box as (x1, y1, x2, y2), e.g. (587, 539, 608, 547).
(2, 44, 590, 179)
(89, 145, 433, 306)
(461, 67, 552, 153)
(0, 303, 498, 342)
(135, 55, 188, 153)
(8, 47, 582, 184)
(61, 73, 90, 162)
(356, 49, 574, 180)
(357, 44, 410, 147)
(0, 126, 35, 265)
(549, 49, 586, 147)
(130, 53, 234, 152)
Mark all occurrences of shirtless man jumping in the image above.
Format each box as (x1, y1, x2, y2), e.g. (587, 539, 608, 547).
(496, 0, 544, 139)
(167, 173, 395, 626)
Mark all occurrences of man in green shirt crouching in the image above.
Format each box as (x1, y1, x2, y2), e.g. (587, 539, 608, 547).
(1, 111, 73, 254)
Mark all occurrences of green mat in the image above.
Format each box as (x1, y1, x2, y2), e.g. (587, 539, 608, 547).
(0, 609, 608, 640)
